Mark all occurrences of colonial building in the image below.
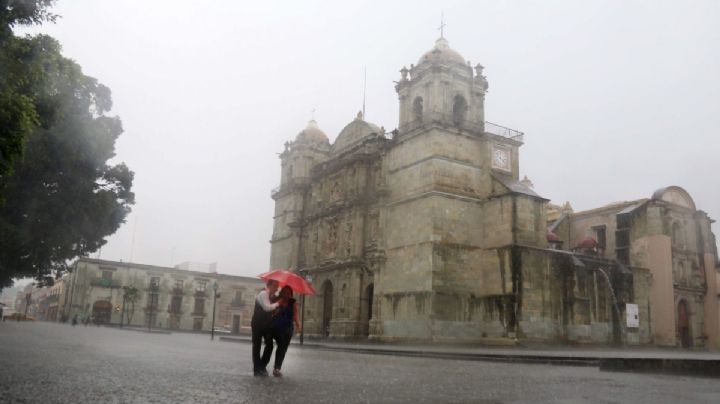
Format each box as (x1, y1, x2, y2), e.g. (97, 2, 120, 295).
(269, 35, 720, 348)
(549, 186, 719, 348)
(61, 258, 263, 333)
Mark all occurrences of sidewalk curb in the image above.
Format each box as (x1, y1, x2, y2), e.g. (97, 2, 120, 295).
(599, 358, 720, 378)
(219, 336, 720, 377)
(218, 336, 597, 366)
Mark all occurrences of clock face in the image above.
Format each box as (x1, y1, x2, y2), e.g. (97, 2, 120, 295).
(492, 147, 510, 171)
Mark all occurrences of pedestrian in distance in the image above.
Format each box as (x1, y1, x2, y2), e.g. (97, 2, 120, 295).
(72, 314, 78, 326)
(270, 285, 301, 377)
(251, 279, 282, 376)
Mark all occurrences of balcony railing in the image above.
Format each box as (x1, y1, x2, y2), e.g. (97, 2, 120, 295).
(484, 121, 524, 143)
(172, 287, 184, 296)
(399, 113, 524, 144)
(230, 298, 245, 308)
(90, 278, 122, 288)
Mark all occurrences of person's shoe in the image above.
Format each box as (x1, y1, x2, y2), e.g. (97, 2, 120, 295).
(273, 369, 282, 377)
(253, 368, 269, 377)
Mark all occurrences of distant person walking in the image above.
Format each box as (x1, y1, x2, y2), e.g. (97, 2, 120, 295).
(251, 280, 281, 376)
(270, 286, 300, 377)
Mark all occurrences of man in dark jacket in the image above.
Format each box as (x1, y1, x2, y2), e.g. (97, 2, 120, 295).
(251, 280, 281, 376)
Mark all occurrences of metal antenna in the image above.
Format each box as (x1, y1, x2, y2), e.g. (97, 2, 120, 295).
(129, 215, 138, 263)
(362, 66, 367, 120)
(439, 12, 446, 38)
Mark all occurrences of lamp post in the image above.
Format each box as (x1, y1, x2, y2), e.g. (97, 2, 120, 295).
(300, 274, 313, 345)
(147, 293, 154, 332)
(23, 293, 31, 320)
(211, 282, 220, 341)
(120, 294, 126, 328)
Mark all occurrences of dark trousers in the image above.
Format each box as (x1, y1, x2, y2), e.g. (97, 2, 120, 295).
(272, 328, 293, 370)
(251, 326, 273, 372)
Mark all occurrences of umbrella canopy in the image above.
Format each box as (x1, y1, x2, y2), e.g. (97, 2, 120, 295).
(258, 269, 316, 296)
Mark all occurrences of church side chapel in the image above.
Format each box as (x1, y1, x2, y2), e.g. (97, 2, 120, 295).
(269, 31, 719, 348)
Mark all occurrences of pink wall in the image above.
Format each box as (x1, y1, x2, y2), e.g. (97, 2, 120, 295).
(704, 254, 719, 349)
(645, 235, 676, 346)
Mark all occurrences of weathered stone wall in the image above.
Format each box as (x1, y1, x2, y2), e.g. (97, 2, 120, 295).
(568, 207, 622, 258)
(515, 196, 547, 248)
(480, 196, 513, 248)
(516, 249, 563, 341)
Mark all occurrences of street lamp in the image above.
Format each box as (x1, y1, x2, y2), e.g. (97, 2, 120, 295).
(23, 293, 31, 321)
(120, 294, 126, 328)
(211, 282, 220, 341)
(300, 274, 313, 345)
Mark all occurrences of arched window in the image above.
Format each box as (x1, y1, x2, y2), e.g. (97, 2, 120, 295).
(452, 95, 467, 125)
(412, 96, 423, 119)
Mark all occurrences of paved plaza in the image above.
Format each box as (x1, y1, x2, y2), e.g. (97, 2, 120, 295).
(1, 322, 719, 403)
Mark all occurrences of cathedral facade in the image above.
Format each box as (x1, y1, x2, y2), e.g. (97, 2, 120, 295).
(269, 36, 719, 347)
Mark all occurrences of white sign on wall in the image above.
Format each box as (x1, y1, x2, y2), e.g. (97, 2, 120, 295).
(626, 303, 639, 328)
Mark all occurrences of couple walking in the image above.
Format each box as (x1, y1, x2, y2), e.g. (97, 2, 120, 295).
(251, 279, 300, 377)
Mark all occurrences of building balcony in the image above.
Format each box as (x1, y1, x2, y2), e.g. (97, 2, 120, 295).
(191, 311, 206, 317)
(194, 289, 207, 297)
(90, 278, 122, 288)
(230, 298, 245, 308)
(172, 287, 184, 296)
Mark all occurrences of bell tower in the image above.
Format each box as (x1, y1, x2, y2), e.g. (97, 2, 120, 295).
(396, 36, 488, 133)
(269, 120, 330, 270)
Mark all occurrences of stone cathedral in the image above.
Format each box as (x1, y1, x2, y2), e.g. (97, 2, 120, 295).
(269, 36, 719, 347)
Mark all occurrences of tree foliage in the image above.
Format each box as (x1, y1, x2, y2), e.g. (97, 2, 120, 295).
(122, 285, 139, 324)
(0, 2, 135, 287)
(0, 0, 57, 181)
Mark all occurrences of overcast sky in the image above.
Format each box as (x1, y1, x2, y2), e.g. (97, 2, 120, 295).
(19, 0, 720, 278)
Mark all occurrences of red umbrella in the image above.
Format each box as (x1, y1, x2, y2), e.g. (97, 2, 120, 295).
(258, 269, 316, 295)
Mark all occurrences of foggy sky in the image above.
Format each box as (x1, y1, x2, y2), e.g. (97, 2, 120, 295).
(19, 0, 720, 277)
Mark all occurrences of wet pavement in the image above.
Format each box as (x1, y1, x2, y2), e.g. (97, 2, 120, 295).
(1, 322, 720, 403)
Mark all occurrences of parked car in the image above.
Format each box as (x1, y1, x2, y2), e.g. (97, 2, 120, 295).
(212, 326, 231, 334)
(4, 313, 35, 321)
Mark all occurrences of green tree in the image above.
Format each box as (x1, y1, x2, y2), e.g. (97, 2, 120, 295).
(0, 0, 57, 182)
(122, 285, 139, 325)
(0, 34, 135, 287)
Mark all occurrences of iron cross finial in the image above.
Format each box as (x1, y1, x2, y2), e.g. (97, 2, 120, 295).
(439, 12, 446, 38)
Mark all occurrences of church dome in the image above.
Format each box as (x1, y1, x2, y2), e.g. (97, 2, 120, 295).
(332, 112, 381, 153)
(417, 37, 466, 66)
(295, 120, 328, 144)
